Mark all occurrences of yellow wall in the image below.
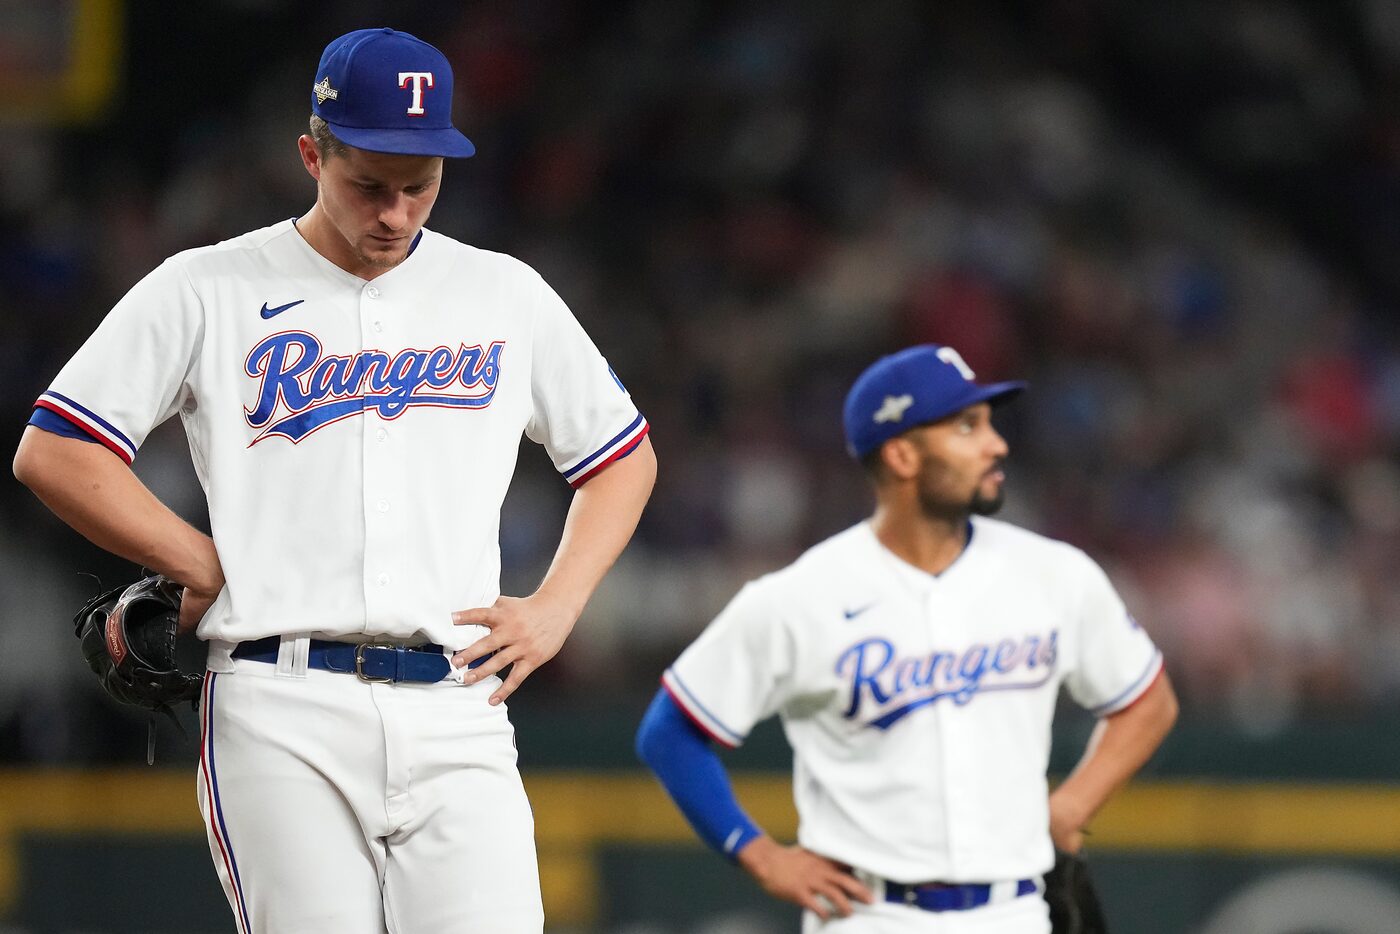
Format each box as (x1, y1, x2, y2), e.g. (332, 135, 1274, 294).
(2, 770, 1398, 925)
(0, 0, 122, 124)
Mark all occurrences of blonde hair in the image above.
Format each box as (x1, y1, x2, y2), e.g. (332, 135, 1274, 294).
(308, 114, 349, 160)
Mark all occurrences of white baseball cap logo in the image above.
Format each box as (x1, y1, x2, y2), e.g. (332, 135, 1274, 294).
(398, 71, 434, 115)
(936, 346, 976, 380)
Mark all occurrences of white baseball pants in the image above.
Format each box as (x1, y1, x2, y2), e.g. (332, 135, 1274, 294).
(195, 657, 543, 933)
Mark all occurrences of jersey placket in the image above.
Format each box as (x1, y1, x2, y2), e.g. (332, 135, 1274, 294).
(360, 281, 408, 631)
(871, 537, 960, 875)
(925, 582, 969, 877)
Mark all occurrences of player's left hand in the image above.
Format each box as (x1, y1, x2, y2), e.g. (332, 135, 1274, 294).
(451, 593, 579, 705)
(736, 835, 874, 919)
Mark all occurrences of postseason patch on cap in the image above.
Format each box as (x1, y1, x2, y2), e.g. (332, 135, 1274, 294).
(872, 394, 915, 424)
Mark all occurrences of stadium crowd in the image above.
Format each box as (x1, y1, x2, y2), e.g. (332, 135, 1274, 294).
(1, 0, 1398, 761)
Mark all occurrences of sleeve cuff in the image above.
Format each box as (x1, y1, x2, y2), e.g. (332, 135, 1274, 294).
(31, 392, 136, 464)
(661, 670, 744, 748)
(1088, 650, 1164, 716)
(562, 413, 649, 488)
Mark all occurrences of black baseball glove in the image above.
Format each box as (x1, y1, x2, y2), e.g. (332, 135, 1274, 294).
(1044, 849, 1109, 934)
(74, 574, 204, 716)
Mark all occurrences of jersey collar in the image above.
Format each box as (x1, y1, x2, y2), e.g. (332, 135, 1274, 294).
(288, 217, 431, 286)
(863, 517, 978, 584)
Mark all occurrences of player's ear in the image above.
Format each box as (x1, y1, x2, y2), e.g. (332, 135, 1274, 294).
(297, 135, 324, 181)
(879, 436, 922, 482)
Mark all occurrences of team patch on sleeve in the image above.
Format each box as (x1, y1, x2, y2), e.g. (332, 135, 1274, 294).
(562, 413, 649, 488)
(33, 391, 137, 464)
(662, 669, 743, 748)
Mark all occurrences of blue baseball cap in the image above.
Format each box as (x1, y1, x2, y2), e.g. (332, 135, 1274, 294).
(311, 28, 475, 158)
(842, 345, 1026, 458)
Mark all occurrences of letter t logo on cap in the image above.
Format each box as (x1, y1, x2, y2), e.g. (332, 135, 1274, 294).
(936, 346, 976, 380)
(398, 71, 435, 115)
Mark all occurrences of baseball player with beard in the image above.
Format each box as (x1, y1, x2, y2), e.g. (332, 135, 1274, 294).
(636, 344, 1176, 932)
(14, 28, 655, 933)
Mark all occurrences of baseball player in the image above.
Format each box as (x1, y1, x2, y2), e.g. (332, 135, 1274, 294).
(13, 28, 655, 933)
(636, 344, 1177, 932)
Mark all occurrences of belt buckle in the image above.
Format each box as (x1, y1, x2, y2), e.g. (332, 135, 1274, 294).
(354, 643, 396, 683)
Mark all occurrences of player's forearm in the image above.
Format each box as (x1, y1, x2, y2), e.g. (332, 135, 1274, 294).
(1055, 672, 1178, 825)
(636, 687, 762, 859)
(13, 427, 222, 592)
(535, 436, 656, 614)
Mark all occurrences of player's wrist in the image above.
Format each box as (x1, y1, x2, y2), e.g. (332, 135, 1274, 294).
(735, 833, 777, 877)
(164, 534, 224, 597)
(528, 584, 587, 621)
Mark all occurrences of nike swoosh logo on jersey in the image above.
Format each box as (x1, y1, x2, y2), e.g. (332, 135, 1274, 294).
(260, 299, 306, 319)
(843, 603, 877, 620)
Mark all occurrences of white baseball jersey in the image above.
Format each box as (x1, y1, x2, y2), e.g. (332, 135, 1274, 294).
(36, 218, 648, 663)
(664, 518, 1161, 885)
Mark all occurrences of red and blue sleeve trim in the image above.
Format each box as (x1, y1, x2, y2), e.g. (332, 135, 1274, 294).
(661, 669, 744, 748)
(31, 391, 136, 464)
(563, 412, 649, 488)
(1089, 650, 1164, 716)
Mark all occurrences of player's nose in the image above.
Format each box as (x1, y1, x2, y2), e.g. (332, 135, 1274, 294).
(378, 194, 410, 231)
(986, 426, 1009, 458)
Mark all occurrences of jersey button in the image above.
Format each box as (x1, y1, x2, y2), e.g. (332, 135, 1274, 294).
(372, 321, 384, 333)
(376, 429, 388, 443)
(377, 573, 390, 586)
(367, 286, 381, 299)
(377, 500, 390, 513)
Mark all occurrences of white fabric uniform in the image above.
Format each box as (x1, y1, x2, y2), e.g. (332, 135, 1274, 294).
(36, 219, 648, 933)
(663, 519, 1162, 932)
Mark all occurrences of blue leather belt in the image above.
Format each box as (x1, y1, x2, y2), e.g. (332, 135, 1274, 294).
(885, 878, 1037, 912)
(232, 637, 492, 683)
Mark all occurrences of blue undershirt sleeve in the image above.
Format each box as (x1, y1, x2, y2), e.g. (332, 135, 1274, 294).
(635, 687, 763, 861)
(28, 406, 101, 442)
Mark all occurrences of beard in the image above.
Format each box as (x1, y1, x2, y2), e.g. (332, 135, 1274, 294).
(918, 456, 1008, 523)
(970, 486, 1005, 516)
(916, 462, 1007, 521)
(917, 485, 1005, 522)
(912, 487, 1002, 523)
